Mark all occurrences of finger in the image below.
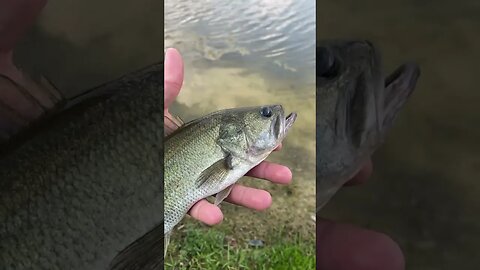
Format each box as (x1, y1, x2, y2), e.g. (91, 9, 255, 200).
(0, 0, 47, 52)
(164, 110, 181, 135)
(188, 199, 223, 225)
(225, 184, 272, 210)
(317, 218, 405, 270)
(164, 48, 184, 109)
(343, 159, 373, 186)
(245, 161, 292, 184)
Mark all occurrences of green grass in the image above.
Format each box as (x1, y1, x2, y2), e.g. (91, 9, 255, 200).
(165, 223, 315, 270)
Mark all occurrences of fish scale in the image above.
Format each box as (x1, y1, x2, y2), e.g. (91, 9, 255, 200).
(163, 105, 297, 256)
(164, 118, 223, 233)
(0, 63, 165, 270)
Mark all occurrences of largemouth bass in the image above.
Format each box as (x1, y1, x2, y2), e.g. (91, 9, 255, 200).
(0, 63, 167, 270)
(164, 105, 297, 256)
(315, 40, 420, 211)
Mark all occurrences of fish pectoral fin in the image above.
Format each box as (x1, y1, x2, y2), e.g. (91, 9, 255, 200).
(164, 111, 185, 137)
(196, 157, 231, 188)
(108, 224, 164, 270)
(215, 184, 234, 205)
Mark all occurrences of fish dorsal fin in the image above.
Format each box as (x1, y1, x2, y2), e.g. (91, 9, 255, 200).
(164, 112, 184, 137)
(108, 224, 164, 270)
(196, 155, 233, 188)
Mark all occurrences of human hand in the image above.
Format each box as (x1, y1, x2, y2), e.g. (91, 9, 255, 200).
(164, 48, 293, 225)
(317, 160, 405, 270)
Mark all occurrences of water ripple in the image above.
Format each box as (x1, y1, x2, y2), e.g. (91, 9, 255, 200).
(165, 0, 315, 74)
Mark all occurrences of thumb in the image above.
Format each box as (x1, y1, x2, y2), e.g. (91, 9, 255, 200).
(164, 48, 184, 109)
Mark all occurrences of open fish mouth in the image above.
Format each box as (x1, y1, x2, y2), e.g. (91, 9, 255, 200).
(381, 62, 421, 129)
(273, 110, 297, 141)
(385, 63, 420, 92)
(285, 112, 297, 132)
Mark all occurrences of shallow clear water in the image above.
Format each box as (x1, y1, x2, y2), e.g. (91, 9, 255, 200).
(165, 0, 315, 83)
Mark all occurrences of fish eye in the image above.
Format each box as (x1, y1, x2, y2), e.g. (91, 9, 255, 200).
(260, 107, 273, 118)
(317, 46, 338, 78)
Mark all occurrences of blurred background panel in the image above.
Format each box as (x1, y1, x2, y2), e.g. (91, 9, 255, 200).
(317, 1, 480, 269)
(14, 0, 164, 97)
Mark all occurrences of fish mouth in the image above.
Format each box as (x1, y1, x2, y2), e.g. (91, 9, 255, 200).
(285, 112, 297, 132)
(366, 40, 420, 106)
(381, 62, 420, 130)
(274, 110, 297, 141)
(344, 41, 420, 150)
(385, 63, 420, 91)
(270, 105, 297, 147)
(280, 112, 297, 138)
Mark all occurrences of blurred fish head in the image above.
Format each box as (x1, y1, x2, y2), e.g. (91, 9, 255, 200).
(218, 105, 297, 161)
(316, 40, 420, 209)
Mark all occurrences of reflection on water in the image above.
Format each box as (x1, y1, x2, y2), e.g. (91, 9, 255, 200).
(318, 1, 479, 269)
(165, 0, 316, 244)
(165, 0, 315, 82)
